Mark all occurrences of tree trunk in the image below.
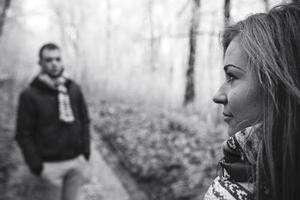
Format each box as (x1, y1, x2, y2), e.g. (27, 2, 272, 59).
(106, 0, 111, 68)
(183, 0, 200, 106)
(148, 0, 156, 71)
(224, 0, 231, 28)
(263, 0, 269, 11)
(0, 0, 11, 36)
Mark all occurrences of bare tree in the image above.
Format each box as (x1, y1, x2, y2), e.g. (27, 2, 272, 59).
(263, 0, 269, 11)
(0, 0, 11, 84)
(106, 0, 111, 68)
(148, 0, 156, 71)
(50, 0, 87, 81)
(0, 0, 11, 36)
(183, 0, 200, 106)
(224, 0, 231, 28)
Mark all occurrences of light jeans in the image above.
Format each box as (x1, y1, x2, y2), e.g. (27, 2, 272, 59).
(40, 155, 88, 200)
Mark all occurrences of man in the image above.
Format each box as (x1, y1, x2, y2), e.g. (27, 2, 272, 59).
(15, 43, 90, 200)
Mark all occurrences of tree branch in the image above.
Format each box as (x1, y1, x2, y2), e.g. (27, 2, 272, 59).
(0, 0, 11, 36)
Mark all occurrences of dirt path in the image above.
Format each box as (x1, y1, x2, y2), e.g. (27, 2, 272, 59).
(8, 134, 132, 200)
(79, 142, 130, 200)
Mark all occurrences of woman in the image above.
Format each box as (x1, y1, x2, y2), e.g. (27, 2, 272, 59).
(205, 2, 300, 200)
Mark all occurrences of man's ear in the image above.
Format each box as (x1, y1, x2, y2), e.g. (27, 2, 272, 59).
(38, 60, 45, 73)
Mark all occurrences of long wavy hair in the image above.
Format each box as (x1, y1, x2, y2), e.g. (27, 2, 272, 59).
(222, 3, 300, 200)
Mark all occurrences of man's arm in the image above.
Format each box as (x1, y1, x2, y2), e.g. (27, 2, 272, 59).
(78, 88, 91, 160)
(15, 91, 43, 176)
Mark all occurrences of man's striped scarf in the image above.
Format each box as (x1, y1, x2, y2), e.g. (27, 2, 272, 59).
(204, 125, 262, 200)
(38, 73, 75, 123)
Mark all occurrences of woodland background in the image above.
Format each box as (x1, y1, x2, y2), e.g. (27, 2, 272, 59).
(0, 0, 294, 199)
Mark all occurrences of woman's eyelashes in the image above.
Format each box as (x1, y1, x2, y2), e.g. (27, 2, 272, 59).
(225, 72, 237, 83)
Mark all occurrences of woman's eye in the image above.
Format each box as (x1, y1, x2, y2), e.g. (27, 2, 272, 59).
(226, 73, 236, 83)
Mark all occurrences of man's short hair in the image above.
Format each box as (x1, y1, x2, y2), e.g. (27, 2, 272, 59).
(39, 43, 60, 59)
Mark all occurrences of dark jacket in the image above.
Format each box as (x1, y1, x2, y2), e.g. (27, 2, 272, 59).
(15, 77, 90, 175)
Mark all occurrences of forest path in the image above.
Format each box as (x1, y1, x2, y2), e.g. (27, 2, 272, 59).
(79, 140, 130, 200)
(8, 128, 132, 200)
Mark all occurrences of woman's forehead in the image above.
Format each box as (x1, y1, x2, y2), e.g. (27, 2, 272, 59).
(224, 37, 248, 71)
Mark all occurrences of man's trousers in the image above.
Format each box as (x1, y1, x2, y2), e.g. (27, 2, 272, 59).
(39, 155, 88, 200)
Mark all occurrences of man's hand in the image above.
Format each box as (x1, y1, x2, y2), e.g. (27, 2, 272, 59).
(30, 164, 43, 176)
(83, 152, 90, 161)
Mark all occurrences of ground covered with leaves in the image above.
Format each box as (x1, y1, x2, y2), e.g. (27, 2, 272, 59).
(94, 102, 227, 200)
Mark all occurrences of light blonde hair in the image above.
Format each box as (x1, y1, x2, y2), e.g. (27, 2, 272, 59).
(222, 3, 300, 200)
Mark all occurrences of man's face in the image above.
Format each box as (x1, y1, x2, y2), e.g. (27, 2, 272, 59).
(39, 49, 64, 78)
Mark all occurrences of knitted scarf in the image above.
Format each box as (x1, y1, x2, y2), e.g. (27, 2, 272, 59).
(38, 73, 75, 123)
(204, 124, 262, 200)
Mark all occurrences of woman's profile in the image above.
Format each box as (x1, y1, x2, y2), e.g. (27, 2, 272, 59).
(205, 2, 300, 200)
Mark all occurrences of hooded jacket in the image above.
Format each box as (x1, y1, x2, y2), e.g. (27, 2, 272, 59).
(15, 77, 90, 175)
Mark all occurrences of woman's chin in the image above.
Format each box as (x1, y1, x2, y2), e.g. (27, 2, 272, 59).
(227, 126, 236, 136)
(227, 125, 245, 136)
(227, 123, 259, 136)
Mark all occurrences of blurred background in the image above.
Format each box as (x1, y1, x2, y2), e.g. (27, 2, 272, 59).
(0, 0, 292, 199)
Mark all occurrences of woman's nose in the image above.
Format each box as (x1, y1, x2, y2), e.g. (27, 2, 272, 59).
(212, 86, 228, 105)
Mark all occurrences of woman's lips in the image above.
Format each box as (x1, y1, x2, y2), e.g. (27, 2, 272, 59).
(223, 112, 233, 122)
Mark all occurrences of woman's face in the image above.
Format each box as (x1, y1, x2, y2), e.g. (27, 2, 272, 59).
(213, 37, 263, 135)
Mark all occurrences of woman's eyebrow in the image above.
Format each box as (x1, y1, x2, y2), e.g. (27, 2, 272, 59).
(224, 64, 246, 72)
